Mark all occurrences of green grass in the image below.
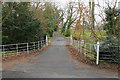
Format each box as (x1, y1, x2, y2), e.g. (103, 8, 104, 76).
(57, 28, 62, 34)
(70, 29, 106, 43)
(57, 28, 106, 43)
(0, 51, 15, 56)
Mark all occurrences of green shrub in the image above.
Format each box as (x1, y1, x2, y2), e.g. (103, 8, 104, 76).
(100, 35, 119, 63)
(65, 29, 71, 37)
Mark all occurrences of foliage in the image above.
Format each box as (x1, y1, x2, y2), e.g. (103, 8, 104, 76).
(104, 6, 119, 36)
(100, 35, 119, 63)
(71, 29, 106, 43)
(31, 2, 61, 37)
(61, 2, 77, 35)
(99, 5, 119, 63)
(2, 2, 45, 44)
(2, 2, 61, 44)
(64, 29, 71, 37)
(102, 35, 118, 46)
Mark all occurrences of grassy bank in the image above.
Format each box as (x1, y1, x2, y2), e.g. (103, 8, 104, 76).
(58, 28, 106, 43)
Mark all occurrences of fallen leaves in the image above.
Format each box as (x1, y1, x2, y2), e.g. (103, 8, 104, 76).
(65, 45, 119, 74)
(2, 44, 51, 71)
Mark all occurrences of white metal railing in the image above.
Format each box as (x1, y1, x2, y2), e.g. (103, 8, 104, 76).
(69, 37, 119, 64)
(0, 36, 50, 58)
(69, 35, 100, 64)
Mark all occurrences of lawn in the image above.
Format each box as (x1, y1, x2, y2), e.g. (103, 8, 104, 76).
(70, 29, 106, 43)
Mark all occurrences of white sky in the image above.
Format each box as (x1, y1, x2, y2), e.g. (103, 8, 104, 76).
(55, 0, 120, 24)
(2, 0, 120, 24)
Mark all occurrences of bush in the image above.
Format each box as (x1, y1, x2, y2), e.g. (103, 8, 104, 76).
(65, 29, 71, 37)
(48, 29, 54, 37)
(100, 35, 119, 63)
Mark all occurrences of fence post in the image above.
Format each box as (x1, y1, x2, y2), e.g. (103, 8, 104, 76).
(70, 35, 73, 45)
(34, 42, 35, 51)
(16, 44, 18, 55)
(96, 41, 100, 65)
(27, 43, 29, 53)
(84, 43, 86, 55)
(38, 41, 40, 50)
(40, 40, 42, 49)
(81, 40, 84, 54)
(46, 35, 48, 46)
(2, 45, 5, 57)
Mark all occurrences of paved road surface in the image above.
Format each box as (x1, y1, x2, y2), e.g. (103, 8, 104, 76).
(2, 33, 118, 78)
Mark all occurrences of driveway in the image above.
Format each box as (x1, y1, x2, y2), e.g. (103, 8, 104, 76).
(2, 32, 118, 78)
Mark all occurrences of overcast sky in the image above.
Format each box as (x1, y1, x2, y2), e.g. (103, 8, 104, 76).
(2, 0, 120, 24)
(52, 0, 119, 25)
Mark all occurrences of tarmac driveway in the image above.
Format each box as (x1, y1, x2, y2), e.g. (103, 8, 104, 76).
(2, 32, 118, 78)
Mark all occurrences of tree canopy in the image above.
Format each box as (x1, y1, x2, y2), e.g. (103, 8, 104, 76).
(2, 2, 61, 44)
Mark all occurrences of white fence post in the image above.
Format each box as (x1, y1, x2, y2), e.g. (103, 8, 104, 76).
(81, 40, 84, 54)
(84, 43, 86, 55)
(46, 35, 48, 46)
(38, 41, 40, 50)
(16, 44, 18, 55)
(27, 43, 29, 53)
(3, 45, 5, 57)
(70, 35, 73, 45)
(96, 41, 100, 65)
(34, 42, 35, 51)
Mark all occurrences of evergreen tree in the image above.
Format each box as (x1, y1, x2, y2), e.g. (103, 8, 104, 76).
(2, 2, 44, 44)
